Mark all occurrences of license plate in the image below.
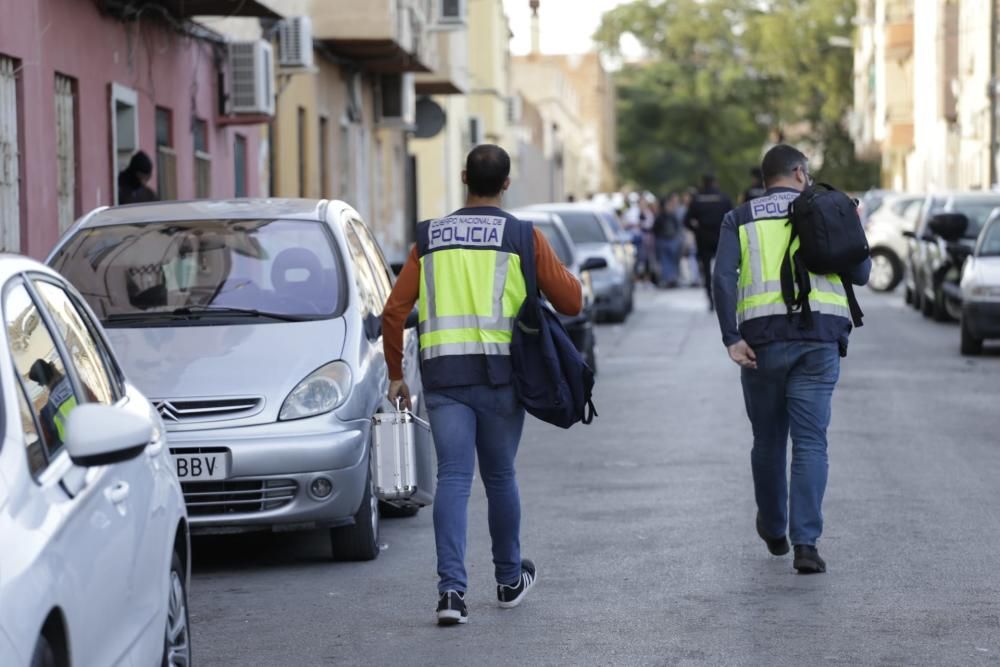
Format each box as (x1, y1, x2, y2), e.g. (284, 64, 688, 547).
(172, 453, 228, 481)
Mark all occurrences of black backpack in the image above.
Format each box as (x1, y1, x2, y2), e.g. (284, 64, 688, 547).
(782, 183, 869, 329)
(510, 222, 597, 429)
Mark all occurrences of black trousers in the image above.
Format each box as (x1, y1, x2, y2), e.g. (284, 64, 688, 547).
(697, 245, 717, 306)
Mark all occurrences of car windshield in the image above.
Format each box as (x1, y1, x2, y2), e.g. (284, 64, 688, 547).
(535, 222, 573, 266)
(980, 223, 1000, 257)
(599, 211, 625, 235)
(950, 197, 1000, 238)
(551, 211, 608, 244)
(50, 219, 345, 324)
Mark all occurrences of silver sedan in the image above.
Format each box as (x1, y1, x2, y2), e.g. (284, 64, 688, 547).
(49, 199, 428, 561)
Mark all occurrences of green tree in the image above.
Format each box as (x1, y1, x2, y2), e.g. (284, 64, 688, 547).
(597, 0, 879, 196)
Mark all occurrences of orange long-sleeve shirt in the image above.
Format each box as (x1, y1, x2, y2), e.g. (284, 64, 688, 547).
(382, 226, 582, 381)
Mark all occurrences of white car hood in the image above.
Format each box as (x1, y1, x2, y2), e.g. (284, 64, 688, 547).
(972, 257, 1000, 285)
(105, 318, 347, 423)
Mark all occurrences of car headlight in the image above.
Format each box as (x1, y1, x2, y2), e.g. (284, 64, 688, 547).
(279, 361, 353, 420)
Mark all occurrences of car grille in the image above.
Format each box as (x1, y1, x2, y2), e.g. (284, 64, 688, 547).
(181, 479, 298, 516)
(154, 397, 263, 423)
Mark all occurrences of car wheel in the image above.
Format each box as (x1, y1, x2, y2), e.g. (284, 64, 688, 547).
(162, 551, 191, 667)
(961, 317, 983, 356)
(920, 291, 934, 317)
(30, 635, 56, 667)
(330, 461, 380, 561)
(931, 289, 952, 322)
(379, 501, 419, 518)
(869, 249, 902, 292)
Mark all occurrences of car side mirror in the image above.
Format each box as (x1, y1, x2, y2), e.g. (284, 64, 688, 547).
(404, 308, 419, 329)
(928, 213, 969, 242)
(901, 230, 916, 239)
(364, 312, 382, 340)
(580, 257, 608, 272)
(390, 262, 405, 276)
(64, 404, 153, 467)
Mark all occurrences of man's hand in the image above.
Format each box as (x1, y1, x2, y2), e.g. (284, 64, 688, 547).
(727, 340, 757, 369)
(387, 379, 411, 411)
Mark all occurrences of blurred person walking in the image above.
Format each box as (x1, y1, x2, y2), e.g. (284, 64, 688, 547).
(684, 174, 733, 309)
(382, 145, 582, 625)
(653, 193, 683, 287)
(741, 167, 766, 204)
(712, 144, 871, 573)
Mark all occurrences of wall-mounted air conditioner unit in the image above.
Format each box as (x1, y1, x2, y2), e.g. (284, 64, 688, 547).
(378, 73, 416, 128)
(228, 41, 275, 116)
(278, 16, 314, 69)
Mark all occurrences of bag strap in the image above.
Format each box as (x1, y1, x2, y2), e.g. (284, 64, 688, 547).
(517, 220, 542, 332)
(839, 276, 865, 328)
(582, 399, 598, 425)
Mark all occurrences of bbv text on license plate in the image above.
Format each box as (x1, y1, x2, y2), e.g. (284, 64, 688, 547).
(172, 453, 229, 481)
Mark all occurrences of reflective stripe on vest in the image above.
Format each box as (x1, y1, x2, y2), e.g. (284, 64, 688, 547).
(737, 217, 850, 326)
(417, 248, 527, 361)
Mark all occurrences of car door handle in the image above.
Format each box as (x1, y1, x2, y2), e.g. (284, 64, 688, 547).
(104, 481, 130, 505)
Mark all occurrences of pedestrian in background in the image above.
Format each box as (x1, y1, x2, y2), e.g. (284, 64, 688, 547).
(382, 144, 582, 625)
(684, 174, 733, 310)
(653, 193, 682, 287)
(117, 151, 158, 205)
(741, 167, 766, 204)
(638, 196, 657, 282)
(712, 144, 871, 574)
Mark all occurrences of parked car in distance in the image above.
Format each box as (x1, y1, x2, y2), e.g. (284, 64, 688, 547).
(517, 203, 633, 322)
(515, 210, 606, 372)
(49, 199, 431, 562)
(903, 193, 1000, 321)
(865, 193, 924, 292)
(959, 210, 1000, 355)
(0, 256, 190, 667)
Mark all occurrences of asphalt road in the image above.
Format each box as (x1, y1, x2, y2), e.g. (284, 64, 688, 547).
(189, 286, 1000, 667)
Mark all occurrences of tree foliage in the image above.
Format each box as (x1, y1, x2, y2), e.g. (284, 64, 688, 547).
(596, 0, 879, 196)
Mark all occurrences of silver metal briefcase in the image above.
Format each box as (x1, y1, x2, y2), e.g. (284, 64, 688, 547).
(371, 400, 435, 507)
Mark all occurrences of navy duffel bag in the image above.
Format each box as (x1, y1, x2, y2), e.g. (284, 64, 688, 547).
(510, 222, 597, 429)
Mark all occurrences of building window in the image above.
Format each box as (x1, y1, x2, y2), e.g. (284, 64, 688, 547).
(193, 118, 210, 198)
(234, 134, 247, 197)
(110, 83, 139, 205)
(54, 74, 78, 233)
(0, 55, 22, 252)
(155, 107, 177, 200)
(468, 115, 483, 148)
(319, 115, 330, 199)
(297, 106, 306, 198)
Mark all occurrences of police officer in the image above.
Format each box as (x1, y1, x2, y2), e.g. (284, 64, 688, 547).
(712, 144, 871, 573)
(684, 174, 733, 310)
(740, 167, 766, 204)
(382, 145, 582, 625)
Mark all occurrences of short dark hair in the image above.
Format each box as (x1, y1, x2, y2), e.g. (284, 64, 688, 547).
(761, 144, 808, 185)
(701, 173, 716, 190)
(128, 150, 153, 176)
(465, 144, 511, 197)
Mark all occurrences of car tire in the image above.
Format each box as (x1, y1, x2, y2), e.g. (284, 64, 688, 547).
(162, 551, 191, 667)
(379, 501, 419, 518)
(904, 285, 914, 305)
(931, 289, 952, 322)
(330, 462, 380, 561)
(30, 635, 56, 667)
(869, 249, 902, 292)
(920, 291, 934, 317)
(961, 317, 983, 356)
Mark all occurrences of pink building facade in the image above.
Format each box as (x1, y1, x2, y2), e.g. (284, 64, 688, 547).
(0, 0, 276, 259)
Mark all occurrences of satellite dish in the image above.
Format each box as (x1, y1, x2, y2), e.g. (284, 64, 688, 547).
(414, 97, 447, 139)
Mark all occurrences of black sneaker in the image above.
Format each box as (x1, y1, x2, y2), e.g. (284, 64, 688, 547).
(756, 513, 790, 556)
(436, 591, 468, 625)
(793, 545, 826, 574)
(497, 559, 537, 609)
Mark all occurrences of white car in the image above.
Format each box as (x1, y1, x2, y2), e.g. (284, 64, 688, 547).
(0, 257, 190, 666)
(960, 211, 1000, 355)
(865, 193, 924, 292)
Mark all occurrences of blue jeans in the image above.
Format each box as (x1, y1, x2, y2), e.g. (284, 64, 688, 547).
(656, 237, 682, 285)
(424, 384, 526, 593)
(740, 341, 841, 546)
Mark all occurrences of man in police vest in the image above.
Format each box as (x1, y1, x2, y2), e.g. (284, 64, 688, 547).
(383, 145, 582, 625)
(713, 144, 871, 574)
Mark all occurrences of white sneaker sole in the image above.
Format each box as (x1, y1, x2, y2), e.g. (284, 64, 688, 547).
(498, 574, 537, 609)
(437, 609, 468, 625)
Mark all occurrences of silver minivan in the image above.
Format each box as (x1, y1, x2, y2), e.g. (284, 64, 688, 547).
(49, 199, 427, 561)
